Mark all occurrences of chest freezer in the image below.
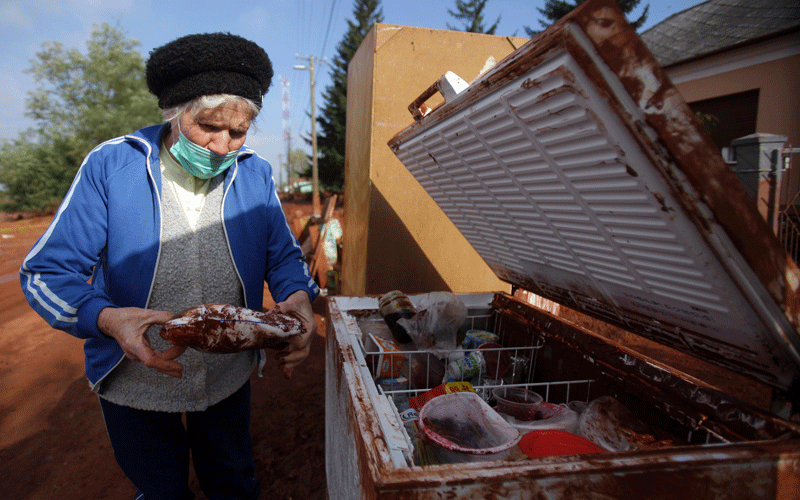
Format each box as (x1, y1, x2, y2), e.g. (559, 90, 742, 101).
(325, 0, 800, 498)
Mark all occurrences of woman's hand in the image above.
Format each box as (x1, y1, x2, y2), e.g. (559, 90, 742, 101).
(274, 290, 317, 379)
(97, 307, 186, 379)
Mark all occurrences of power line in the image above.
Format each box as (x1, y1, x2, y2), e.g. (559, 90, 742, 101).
(292, 0, 341, 152)
(320, 0, 338, 59)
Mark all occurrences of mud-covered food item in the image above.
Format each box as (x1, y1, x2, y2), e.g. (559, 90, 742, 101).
(159, 303, 305, 353)
(378, 290, 416, 344)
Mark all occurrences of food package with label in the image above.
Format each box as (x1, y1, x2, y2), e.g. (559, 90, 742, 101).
(365, 332, 407, 380)
(408, 381, 475, 411)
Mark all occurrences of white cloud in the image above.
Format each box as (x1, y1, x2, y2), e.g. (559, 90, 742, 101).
(239, 5, 272, 32)
(0, 65, 34, 139)
(0, 0, 140, 32)
(0, 2, 33, 31)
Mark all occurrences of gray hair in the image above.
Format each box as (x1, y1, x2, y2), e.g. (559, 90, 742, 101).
(162, 94, 261, 125)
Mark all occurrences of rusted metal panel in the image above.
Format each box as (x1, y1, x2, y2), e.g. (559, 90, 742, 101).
(566, 4, 800, 326)
(387, 0, 800, 390)
(490, 293, 800, 441)
(370, 443, 800, 499)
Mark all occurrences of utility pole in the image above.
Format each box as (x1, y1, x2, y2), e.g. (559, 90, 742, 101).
(280, 77, 292, 192)
(294, 54, 324, 217)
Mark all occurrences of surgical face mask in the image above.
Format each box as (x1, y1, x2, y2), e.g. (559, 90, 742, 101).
(169, 129, 239, 179)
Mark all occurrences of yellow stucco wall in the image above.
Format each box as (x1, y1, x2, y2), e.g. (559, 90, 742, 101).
(342, 24, 528, 296)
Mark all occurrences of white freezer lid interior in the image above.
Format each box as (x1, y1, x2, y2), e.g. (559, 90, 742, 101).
(388, 0, 800, 390)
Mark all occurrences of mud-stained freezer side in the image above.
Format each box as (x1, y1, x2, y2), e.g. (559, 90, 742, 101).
(325, 296, 394, 499)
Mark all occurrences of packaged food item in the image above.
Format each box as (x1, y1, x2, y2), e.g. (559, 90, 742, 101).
(461, 329, 499, 350)
(395, 292, 467, 355)
(444, 352, 485, 382)
(408, 381, 475, 411)
(399, 407, 420, 444)
(399, 407, 419, 427)
(378, 376, 409, 411)
(359, 321, 394, 344)
(378, 290, 416, 343)
(403, 416, 438, 466)
(365, 333, 407, 379)
(160, 303, 304, 353)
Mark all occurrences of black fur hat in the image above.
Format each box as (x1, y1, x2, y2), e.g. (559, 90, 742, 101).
(146, 32, 273, 109)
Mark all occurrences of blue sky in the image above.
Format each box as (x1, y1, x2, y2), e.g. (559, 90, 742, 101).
(0, 0, 704, 181)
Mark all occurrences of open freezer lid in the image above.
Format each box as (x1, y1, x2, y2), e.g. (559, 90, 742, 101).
(387, 0, 800, 390)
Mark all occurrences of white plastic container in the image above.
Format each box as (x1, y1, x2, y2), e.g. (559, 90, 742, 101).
(498, 401, 580, 434)
(418, 392, 520, 463)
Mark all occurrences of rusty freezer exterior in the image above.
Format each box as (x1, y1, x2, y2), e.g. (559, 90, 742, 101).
(325, 0, 800, 498)
(325, 293, 800, 499)
(387, 0, 800, 392)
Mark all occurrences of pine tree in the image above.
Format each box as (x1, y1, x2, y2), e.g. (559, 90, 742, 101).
(315, 0, 383, 192)
(524, 0, 649, 36)
(447, 0, 501, 34)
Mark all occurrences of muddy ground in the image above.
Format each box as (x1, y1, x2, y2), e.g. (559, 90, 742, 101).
(0, 201, 333, 500)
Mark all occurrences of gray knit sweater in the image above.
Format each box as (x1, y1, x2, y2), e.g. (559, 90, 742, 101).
(97, 169, 256, 411)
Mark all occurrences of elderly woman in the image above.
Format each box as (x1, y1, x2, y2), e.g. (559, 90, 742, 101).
(20, 33, 319, 499)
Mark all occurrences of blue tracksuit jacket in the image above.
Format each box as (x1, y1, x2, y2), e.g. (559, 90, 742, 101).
(20, 123, 320, 390)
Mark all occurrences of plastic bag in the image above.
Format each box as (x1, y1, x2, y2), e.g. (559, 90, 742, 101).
(397, 292, 467, 357)
(578, 396, 673, 451)
(319, 218, 343, 267)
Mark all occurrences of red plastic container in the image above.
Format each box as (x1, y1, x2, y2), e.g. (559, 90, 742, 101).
(492, 387, 543, 421)
(519, 430, 606, 458)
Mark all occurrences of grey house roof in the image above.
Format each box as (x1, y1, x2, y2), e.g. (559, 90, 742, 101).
(641, 0, 800, 67)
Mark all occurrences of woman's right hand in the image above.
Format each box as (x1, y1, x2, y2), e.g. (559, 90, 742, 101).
(97, 307, 186, 379)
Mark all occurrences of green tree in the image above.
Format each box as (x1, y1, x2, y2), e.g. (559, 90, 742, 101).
(0, 22, 161, 211)
(287, 147, 310, 184)
(315, 0, 384, 192)
(524, 0, 649, 35)
(695, 111, 719, 136)
(447, 0, 501, 34)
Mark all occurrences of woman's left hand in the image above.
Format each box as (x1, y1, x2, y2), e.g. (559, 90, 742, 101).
(274, 290, 317, 378)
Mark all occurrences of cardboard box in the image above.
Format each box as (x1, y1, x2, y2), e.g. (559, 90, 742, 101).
(365, 332, 406, 379)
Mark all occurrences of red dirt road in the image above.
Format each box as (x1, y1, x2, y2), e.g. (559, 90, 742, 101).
(0, 205, 328, 500)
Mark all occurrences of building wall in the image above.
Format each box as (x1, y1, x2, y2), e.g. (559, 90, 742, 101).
(342, 24, 527, 296)
(664, 31, 800, 203)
